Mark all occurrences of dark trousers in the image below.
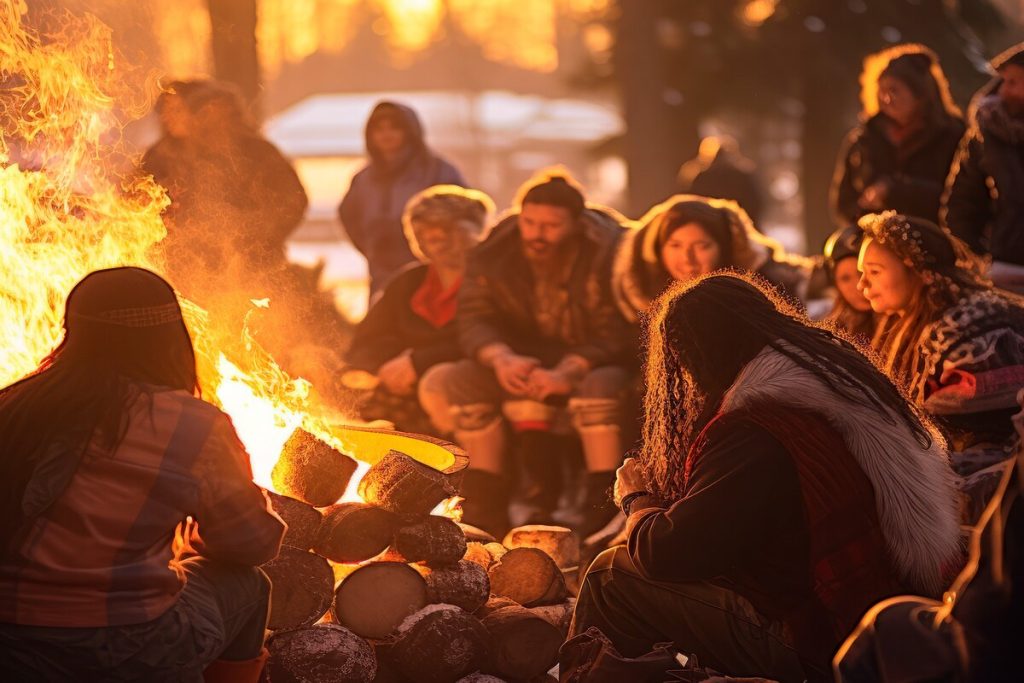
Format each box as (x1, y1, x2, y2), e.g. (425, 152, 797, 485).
(0, 557, 270, 681)
(569, 546, 807, 683)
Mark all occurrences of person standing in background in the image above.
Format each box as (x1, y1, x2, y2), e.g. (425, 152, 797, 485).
(338, 101, 465, 301)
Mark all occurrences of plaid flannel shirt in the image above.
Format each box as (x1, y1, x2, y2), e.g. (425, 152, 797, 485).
(0, 389, 285, 627)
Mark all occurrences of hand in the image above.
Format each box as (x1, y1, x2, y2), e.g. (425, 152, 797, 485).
(493, 353, 541, 396)
(613, 457, 646, 507)
(857, 181, 890, 211)
(378, 351, 417, 396)
(526, 367, 574, 401)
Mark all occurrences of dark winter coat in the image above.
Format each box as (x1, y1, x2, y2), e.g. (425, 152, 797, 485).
(337, 102, 465, 294)
(943, 62, 1024, 264)
(682, 152, 764, 226)
(832, 113, 965, 227)
(458, 208, 633, 368)
(345, 263, 462, 374)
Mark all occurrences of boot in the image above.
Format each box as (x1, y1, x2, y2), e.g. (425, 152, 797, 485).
(458, 468, 510, 538)
(203, 647, 268, 683)
(577, 470, 618, 538)
(517, 430, 565, 525)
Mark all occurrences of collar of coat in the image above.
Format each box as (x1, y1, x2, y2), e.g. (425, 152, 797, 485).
(720, 345, 962, 596)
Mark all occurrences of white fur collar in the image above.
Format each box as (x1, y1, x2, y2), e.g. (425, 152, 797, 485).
(721, 347, 961, 596)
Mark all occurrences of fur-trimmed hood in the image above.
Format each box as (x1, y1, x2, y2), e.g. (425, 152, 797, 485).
(610, 195, 810, 323)
(721, 347, 961, 596)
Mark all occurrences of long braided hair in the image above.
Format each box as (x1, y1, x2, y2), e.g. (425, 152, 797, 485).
(638, 272, 934, 500)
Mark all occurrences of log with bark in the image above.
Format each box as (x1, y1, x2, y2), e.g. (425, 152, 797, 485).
(424, 560, 490, 613)
(390, 605, 490, 683)
(357, 450, 456, 516)
(314, 502, 395, 563)
(529, 598, 577, 635)
(480, 605, 563, 681)
(332, 561, 428, 639)
(264, 623, 376, 683)
(265, 490, 322, 550)
(487, 547, 567, 607)
(462, 542, 495, 570)
(475, 596, 519, 619)
(459, 523, 496, 544)
(261, 546, 334, 630)
(271, 428, 359, 507)
(393, 515, 467, 566)
(503, 525, 579, 570)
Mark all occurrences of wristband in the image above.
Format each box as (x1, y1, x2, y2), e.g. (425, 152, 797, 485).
(620, 490, 652, 517)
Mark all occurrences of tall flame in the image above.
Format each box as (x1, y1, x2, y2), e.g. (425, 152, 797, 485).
(0, 1, 352, 493)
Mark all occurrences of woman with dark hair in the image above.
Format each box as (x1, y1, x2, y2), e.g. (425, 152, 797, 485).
(611, 195, 810, 323)
(569, 274, 960, 682)
(823, 224, 877, 338)
(0, 267, 284, 681)
(831, 44, 965, 226)
(857, 211, 1024, 453)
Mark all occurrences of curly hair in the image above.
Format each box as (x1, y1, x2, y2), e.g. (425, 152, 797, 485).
(638, 272, 932, 500)
(858, 211, 999, 395)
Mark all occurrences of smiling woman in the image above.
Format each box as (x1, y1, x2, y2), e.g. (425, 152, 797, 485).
(859, 211, 1024, 450)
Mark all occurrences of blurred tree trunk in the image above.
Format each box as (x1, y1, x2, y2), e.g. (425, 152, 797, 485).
(206, 0, 261, 118)
(615, 0, 699, 216)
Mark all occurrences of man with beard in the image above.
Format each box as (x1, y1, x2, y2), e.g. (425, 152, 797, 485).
(944, 43, 1024, 287)
(423, 172, 632, 535)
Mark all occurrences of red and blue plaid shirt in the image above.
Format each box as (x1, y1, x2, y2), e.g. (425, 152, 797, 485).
(0, 389, 285, 627)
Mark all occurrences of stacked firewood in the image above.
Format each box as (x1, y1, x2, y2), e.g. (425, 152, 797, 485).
(258, 431, 580, 683)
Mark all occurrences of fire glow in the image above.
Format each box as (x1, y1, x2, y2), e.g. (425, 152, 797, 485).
(0, 1, 463, 512)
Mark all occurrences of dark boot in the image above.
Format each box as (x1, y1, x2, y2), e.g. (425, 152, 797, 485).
(577, 470, 618, 538)
(458, 469, 510, 538)
(517, 430, 565, 525)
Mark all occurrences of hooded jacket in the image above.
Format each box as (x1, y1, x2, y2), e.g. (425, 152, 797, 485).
(832, 46, 965, 227)
(458, 207, 633, 368)
(943, 44, 1024, 265)
(611, 195, 812, 324)
(338, 102, 465, 291)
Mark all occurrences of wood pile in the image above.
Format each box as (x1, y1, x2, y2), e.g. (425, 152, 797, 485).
(261, 447, 579, 683)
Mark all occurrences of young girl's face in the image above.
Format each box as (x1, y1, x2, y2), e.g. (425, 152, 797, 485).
(835, 258, 873, 312)
(857, 238, 920, 314)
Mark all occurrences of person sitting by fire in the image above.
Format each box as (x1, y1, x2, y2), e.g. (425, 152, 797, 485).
(341, 185, 494, 436)
(0, 267, 285, 681)
(570, 274, 960, 682)
(610, 195, 811, 325)
(423, 171, 634, 537)
(822, 224, 877, 339)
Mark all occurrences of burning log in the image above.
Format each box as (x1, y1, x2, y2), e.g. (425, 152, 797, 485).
(261, 547, 334, 631)
(454, 675, 505, 683)
(391, 605, 490, 683)
(480, 605, 563, 680)
(529, 598, 577, 635)
(271, 429, 359, 507)
(357, 450, 456, 516)
(264, 623, 376, 683)
(487, 547, 567, 607)
(503, 525, 580, 570)
(265, 490, 323, 551)
(393, 515, 467, 566)
(424, 560, 490, 613)
(463, 542, 495, 570)
(483, 542, 507, 563)
(314, 503, 395, 563)
(332, 562, 428, 639)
